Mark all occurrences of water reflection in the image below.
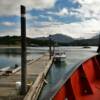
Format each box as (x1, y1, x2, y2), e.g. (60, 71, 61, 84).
(49, 61, 67, 85)
(0, 47, 47, 68)
(38, 46, 97, 100)
(38, 61, 67, 100)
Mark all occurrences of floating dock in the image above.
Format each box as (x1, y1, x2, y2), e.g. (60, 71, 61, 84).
(0, 53, 53, 100)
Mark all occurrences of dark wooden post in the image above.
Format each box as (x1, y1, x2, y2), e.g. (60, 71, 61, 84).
(97, 34, 100, 53)
(53, 42, 55, 55)
(49, 35, 52, 59)
(20, 5, 27, 95)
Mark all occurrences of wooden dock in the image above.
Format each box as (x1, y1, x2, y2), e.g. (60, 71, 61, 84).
(0, 53, 53, 100)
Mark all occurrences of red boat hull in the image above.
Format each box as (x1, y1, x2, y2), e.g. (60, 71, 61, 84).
(53, 54, 100, 100)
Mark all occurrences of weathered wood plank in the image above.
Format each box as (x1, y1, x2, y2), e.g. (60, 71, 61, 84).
(24, 57, 53, 100)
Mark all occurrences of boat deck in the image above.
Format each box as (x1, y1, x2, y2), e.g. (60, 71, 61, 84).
(53, 54, 100, 100)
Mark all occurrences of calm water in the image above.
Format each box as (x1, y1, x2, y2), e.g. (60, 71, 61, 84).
(0, 47, 48, 68)
(39, 46, 98, 100)
(0, 46, 98, 99)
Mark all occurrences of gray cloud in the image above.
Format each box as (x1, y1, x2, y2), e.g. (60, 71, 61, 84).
(0, 19, 99, 39)
(0, 0, 57, 16)
(0, 22, 16, 27)
(0, 0, 100, 39)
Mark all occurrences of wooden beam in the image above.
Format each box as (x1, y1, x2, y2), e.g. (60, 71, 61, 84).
(49, 35, 52, 59)
(20, 5, 27, 95)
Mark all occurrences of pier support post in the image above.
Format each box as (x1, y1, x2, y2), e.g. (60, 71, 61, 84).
(20, 5, 27, 95)
(49, 35, 52, 59)
(53, 42, 55, 55)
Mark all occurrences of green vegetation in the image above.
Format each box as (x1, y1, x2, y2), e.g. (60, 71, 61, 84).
(0, 36, 99, 46)
(0, 36, 21, 45)
(0, 36, 57, 46)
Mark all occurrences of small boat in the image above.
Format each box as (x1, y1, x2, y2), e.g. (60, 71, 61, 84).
(54, 52, 66, 62)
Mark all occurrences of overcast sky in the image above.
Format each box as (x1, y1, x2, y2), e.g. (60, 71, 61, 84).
(0, 0, 100, 38)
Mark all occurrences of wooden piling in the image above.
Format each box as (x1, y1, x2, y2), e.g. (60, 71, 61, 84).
(49, 35, 52, 59)
(20, 5, 27, 95)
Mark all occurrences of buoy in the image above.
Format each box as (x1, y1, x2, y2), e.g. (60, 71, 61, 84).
(16, 81, 21, 90)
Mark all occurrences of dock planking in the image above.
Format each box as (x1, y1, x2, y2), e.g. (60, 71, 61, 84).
(0, 53, 53, 100)
(16, 53, 51, 75)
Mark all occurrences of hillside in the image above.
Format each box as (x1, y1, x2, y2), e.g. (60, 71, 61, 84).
(91, 34, 99, 39)
(69, 39, 99, 46)
(35, 34, 74, 43)
(0, 34, 99, 46)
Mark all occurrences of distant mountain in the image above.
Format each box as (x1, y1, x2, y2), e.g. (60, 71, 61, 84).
(0, 35, 74, 46)
(50, 34, 74, 43)
(0, 34, 99, 46)
(70, 39, 98, 46)
(91, 34, 99, 39)
(69, 36, 99, 46)
(67, 34, 100, 46)
(35, 34, 74, 43)
(0, 36, 21, 45)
